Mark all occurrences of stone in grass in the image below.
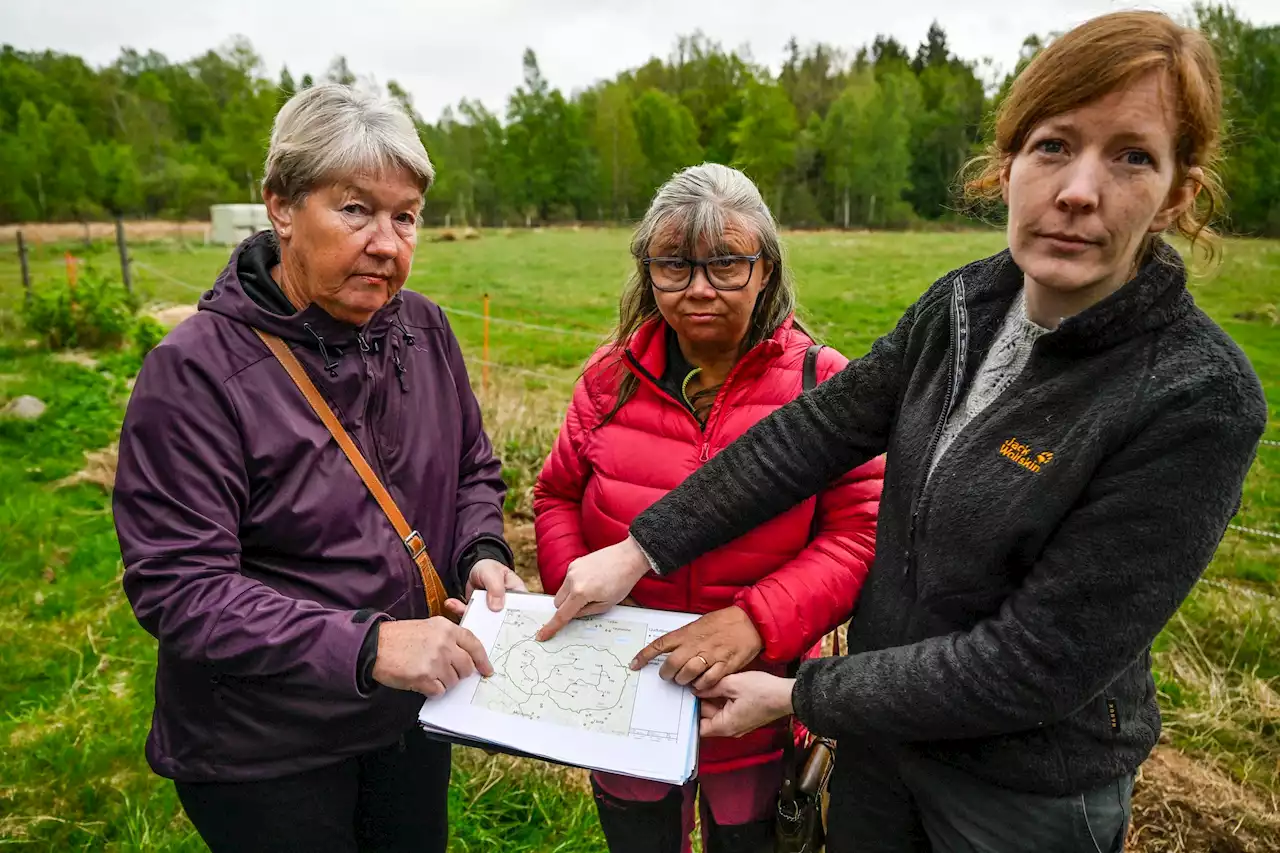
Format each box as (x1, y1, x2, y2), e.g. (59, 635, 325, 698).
(1, 395, 47, 420)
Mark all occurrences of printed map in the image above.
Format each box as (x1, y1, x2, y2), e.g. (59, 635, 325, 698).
(472, 610, 647, 735)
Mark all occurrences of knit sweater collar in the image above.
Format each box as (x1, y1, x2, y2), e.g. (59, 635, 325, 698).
(970, 240, 1193, 356)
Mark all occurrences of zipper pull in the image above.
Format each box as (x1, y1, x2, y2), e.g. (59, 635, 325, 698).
(700, 441, 710, 462)
(393, 354, 408, 393)
(356, 333, 371, 354)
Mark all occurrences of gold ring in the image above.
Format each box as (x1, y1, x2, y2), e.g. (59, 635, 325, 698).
(693, 654, 712, 669)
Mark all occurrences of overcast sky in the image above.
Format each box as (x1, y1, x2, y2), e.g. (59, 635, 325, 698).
(3, 0, 1278, 122)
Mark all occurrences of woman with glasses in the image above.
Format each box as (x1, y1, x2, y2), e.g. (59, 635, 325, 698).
(533, 163, 884, 853)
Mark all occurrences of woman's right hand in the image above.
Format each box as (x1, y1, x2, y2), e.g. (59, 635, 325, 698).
(373, 617, 493, 697)
(537, 536, 652, 640)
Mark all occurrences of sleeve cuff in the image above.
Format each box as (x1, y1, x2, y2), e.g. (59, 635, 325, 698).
(456, 535, 514, 578)
(630, 533, 670, 577)
(353, 610, 392, 697)
(792, 657, 836, 738)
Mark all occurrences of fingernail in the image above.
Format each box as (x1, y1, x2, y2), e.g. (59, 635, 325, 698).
(629, 659, 640, 670)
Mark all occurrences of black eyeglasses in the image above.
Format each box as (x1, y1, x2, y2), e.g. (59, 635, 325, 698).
(642, 252, 764, 292)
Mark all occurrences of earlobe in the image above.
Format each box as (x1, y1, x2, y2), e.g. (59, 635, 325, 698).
(263, 189, 294, 240)
(999, 158, 1011, 206)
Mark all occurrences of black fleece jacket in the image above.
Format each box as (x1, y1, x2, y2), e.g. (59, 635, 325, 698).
(631, 242, 1267, 796)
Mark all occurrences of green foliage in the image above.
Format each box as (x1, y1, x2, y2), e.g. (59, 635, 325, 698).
(731, 78, 799, 214)
(0, 11, 1277, 232)
(132, 315, 167, 359)
(22, 265, 138, 350)
(1195, 4, 1280, 236)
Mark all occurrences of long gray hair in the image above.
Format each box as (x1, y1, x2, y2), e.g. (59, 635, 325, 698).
(599, 163, 801, 420)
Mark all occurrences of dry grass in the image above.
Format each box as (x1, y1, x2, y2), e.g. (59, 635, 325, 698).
(475, 373, 571, 519)
(51, 350, 100, 369)
(56, 443, 118, 492)
(0, 221, 210, 245)
(143, 303, 198, 328)
(1129, 747, 1280, 853)
(1156, 583, 1280, 794)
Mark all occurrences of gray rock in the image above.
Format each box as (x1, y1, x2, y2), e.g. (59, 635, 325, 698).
(1, 395, 47, 420)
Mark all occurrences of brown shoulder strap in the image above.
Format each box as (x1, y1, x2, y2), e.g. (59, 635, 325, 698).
(254, 328, 449, 618)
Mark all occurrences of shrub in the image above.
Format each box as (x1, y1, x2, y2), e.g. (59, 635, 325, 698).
(132, 316, 167, 360)
(23, 266, 138, 350)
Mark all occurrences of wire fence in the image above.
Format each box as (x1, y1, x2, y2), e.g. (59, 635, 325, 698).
(133, 260, 209, 295)
(33, 244, 1280, 543)
(436, 304, 604, 340)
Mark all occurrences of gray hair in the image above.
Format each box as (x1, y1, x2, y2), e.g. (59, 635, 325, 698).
(262, 83, 435, 206)
(599, 163, 803, 423)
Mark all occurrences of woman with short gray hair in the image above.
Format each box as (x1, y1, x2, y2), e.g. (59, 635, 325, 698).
(114, 83, 524, 852)
(534, 163, 884, 852)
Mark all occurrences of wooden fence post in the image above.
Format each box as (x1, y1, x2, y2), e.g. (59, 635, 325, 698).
(17, 230, 31, 309)
(115, 217, 132, 292)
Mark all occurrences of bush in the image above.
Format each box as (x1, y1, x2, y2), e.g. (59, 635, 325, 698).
(22, 265, 138, 350)
(132, 316, 167, 359)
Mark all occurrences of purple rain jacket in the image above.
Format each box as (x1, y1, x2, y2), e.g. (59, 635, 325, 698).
(113, 234, 507, 782)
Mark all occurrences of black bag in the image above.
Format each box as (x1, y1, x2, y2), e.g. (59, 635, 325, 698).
(774, 344, 838, 853)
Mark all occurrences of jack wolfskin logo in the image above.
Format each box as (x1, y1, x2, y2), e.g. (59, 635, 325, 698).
(999, 438, 1054, 474)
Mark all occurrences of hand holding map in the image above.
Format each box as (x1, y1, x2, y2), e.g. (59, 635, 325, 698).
(418, 591, 701, 784)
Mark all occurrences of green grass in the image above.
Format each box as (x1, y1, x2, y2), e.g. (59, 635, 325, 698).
(0, 228, 1276, 849)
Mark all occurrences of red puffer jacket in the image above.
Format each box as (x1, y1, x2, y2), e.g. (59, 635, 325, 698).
(534, 315, 884, 773)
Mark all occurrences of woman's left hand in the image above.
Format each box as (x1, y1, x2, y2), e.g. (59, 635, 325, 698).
(696, 671, 795, 739)
(630, 606, 763, 690)
(444, 559, 527, 620)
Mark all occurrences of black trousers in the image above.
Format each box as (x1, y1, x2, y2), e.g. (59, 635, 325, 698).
(175, 727, 451, 853)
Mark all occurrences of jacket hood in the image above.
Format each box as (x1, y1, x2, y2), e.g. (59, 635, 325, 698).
(199, 230, 406, 350)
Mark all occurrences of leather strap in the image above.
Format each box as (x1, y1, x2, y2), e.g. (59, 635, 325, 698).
(254, 328, 449, 618)
(802, 344, 824, 393)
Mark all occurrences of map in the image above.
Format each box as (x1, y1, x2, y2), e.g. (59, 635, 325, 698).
(472, 610, 647, 736)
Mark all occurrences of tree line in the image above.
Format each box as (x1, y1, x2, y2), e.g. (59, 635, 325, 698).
(0, 3, 1276, 235)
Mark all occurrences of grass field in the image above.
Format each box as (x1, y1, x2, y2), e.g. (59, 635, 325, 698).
(0, 227, 1277, 850)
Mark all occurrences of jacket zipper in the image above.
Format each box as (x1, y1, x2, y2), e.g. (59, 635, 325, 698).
(622, 346, 761, 609)
(906, 275, 969, 577)
(358, 328, 420, 618)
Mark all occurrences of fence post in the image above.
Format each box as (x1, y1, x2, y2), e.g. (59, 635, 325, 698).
(65, 251, 78, 288)
(115, 217, 132, 293)
(482, 293, 491, 394)
(17, 230, 31, 309)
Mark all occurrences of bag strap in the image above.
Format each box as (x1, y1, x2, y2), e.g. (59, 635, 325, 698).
(802, 341, 842, 661)
(802, 344, 824, 393)
(780, 342, 835, 812)
(253, 328, 449, 619)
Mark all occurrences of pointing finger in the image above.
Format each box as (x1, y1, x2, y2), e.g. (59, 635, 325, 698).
(537, 594, 585, 641)
(455, 627, 493, 677)
(630, 633, 672, 671)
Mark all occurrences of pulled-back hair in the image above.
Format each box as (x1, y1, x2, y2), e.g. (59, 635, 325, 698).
(963, 11, 1224, 264)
